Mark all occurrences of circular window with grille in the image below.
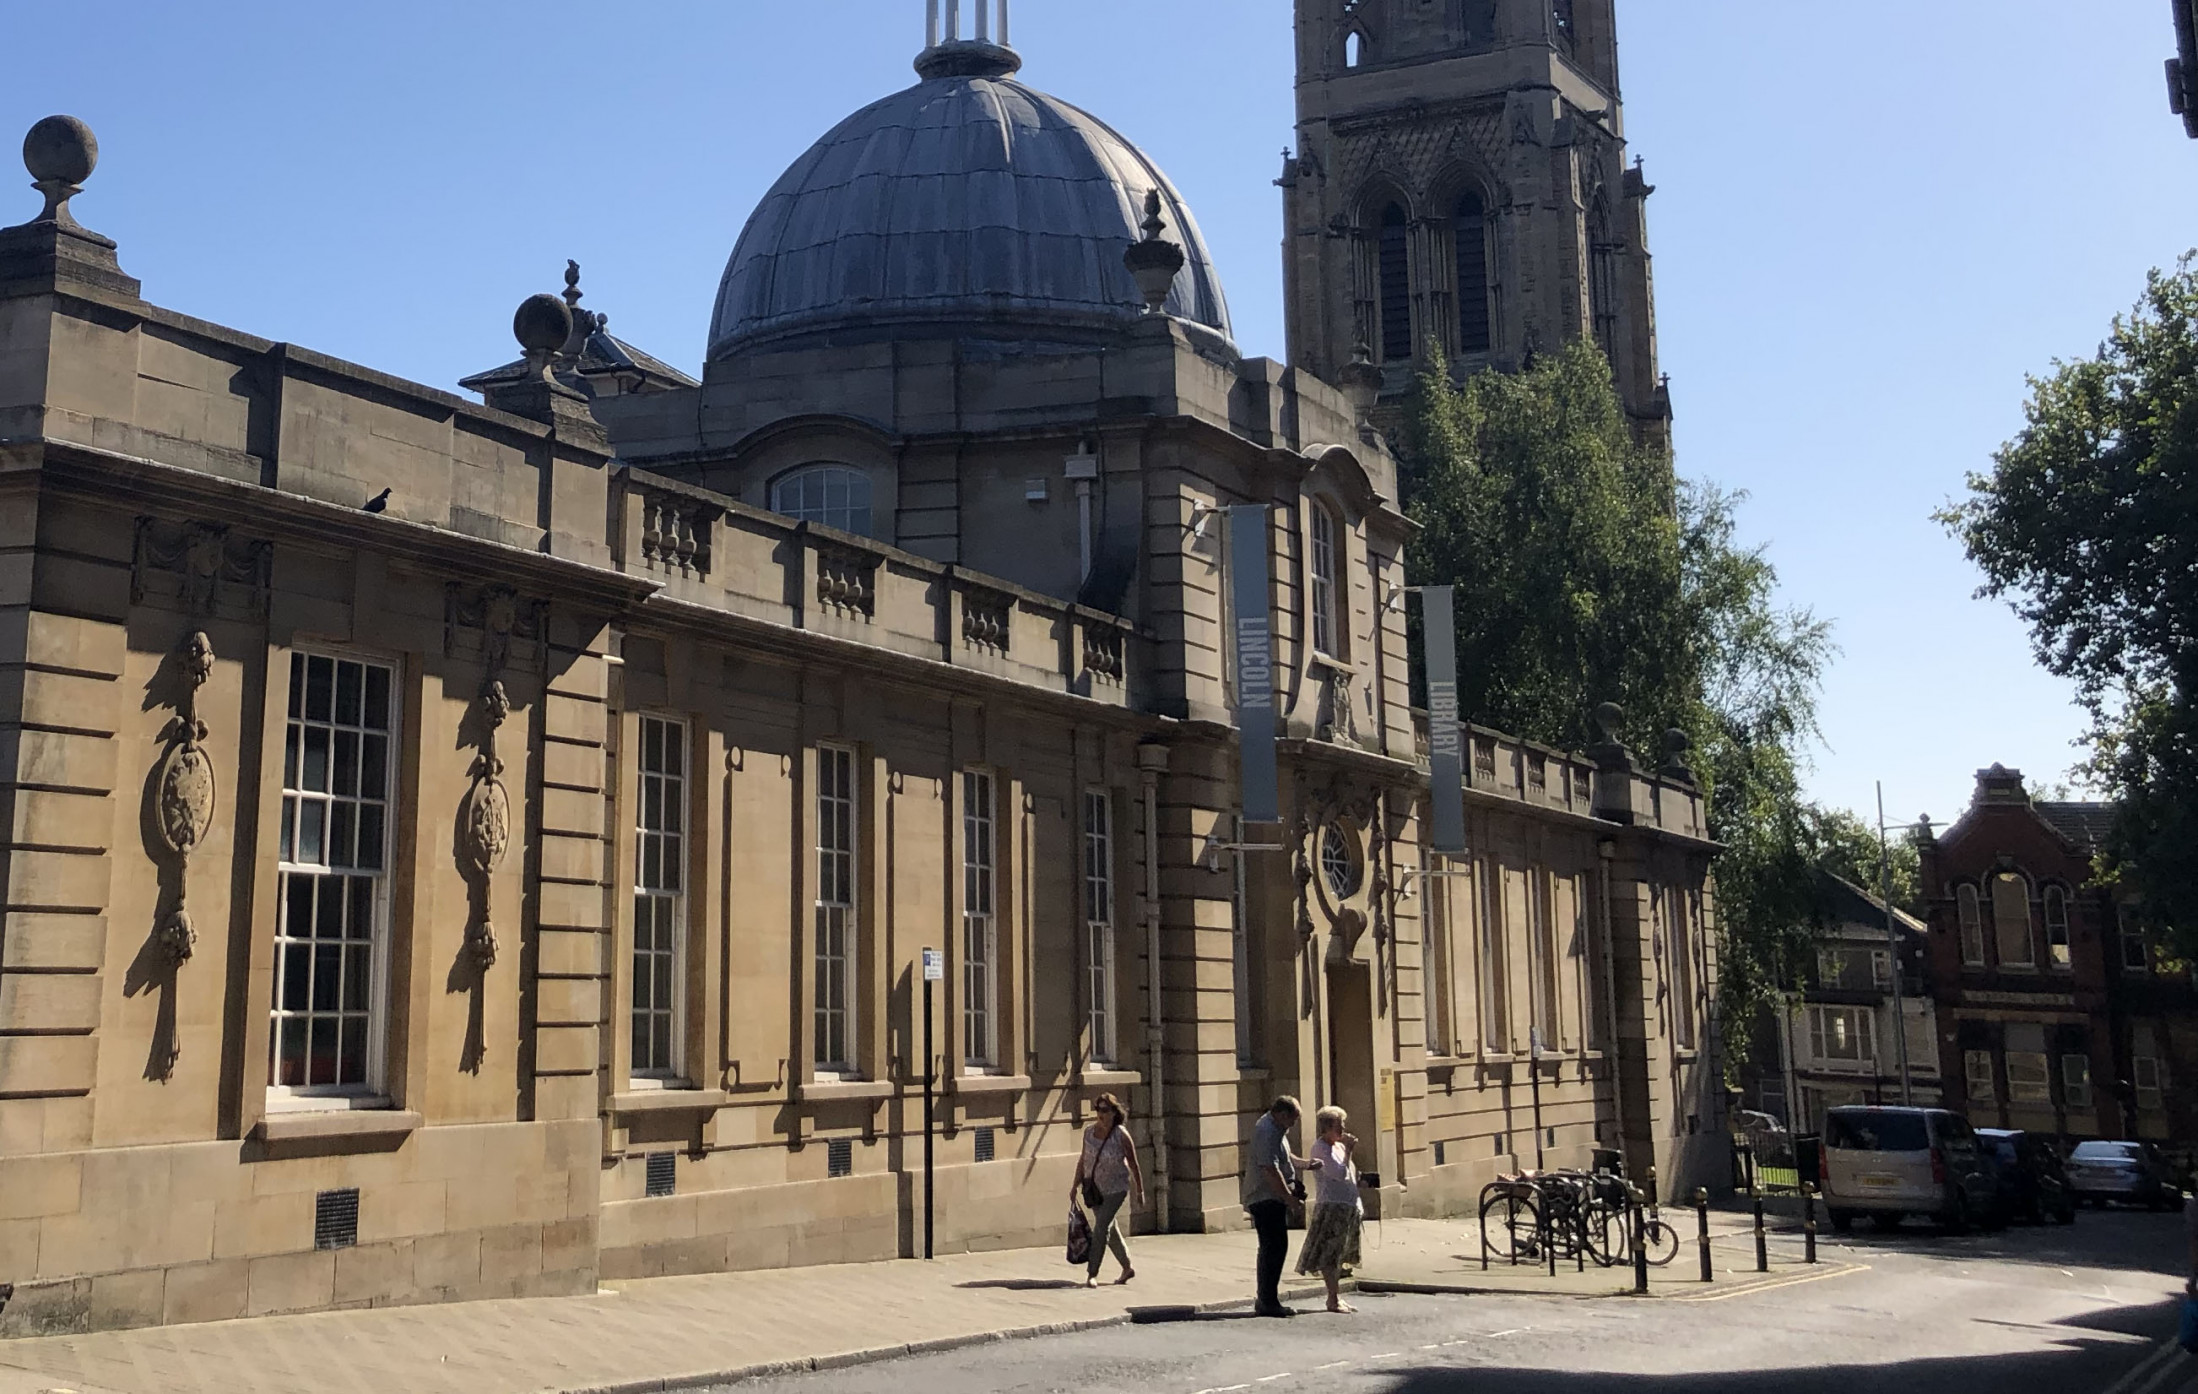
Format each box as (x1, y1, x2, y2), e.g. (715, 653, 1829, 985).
(1321, 821, 1363, 899)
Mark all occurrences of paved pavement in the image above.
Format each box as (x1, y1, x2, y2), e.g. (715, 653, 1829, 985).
(716, 1210, 2197, 1394)
(0, 1213, 1782, 1394)
(0, 1208, 2162, 1394)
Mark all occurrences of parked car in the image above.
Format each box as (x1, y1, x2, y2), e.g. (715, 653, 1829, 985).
(1820, 1106, 1996, 1234)
(2065, 1140, 2184, 1210)
(1975, 1129, 2076, 1226)
(1734, 1109, 1794, 1166)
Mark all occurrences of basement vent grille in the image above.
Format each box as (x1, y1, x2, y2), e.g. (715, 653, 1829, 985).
(645, 1152, 677, 1198)
(314, 1188, 360, 1251)
(974, 1126, 996, 1164)
(828, 1138, 853, 1178)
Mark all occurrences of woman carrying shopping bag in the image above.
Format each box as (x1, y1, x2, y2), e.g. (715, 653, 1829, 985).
(1070, 1093, 1145, 1287)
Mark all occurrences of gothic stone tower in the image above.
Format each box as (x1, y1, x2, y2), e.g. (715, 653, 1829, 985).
(1282, 0, 1671, 443)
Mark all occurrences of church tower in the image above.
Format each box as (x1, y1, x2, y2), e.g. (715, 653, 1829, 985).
(1282, 0, 1670, 442)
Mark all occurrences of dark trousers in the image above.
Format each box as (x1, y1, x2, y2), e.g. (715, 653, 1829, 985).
(1249, 1199, 1290, 1308)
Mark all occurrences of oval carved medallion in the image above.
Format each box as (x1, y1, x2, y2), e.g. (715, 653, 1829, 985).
(156, 738, 216, 855)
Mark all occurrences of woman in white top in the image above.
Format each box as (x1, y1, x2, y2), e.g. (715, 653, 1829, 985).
(1294, 1104, 1362, 1313)
(1070, 1093, 1145, 1287)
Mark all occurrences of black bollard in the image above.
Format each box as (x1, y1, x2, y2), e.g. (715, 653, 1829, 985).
(1695, 1187, 1712, 1283)
(1753, 1192, 1768, 1273)
(1802, 1183, 1818, 1265)
(1631, 1190, 1649, 1294)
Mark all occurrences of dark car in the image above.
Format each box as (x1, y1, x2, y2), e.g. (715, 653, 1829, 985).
(2066, 1140, 2184, 1209)
(1975, 1129, 2075, 1225)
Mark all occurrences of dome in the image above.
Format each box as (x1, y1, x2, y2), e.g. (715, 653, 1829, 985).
(707, 43, 1234, 361)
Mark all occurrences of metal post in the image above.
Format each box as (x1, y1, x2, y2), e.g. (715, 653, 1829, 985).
(1631, 1191, 1648, 1294)
(1878, 782, 1913, 1106)
(1546, 1192, 1557, 1278)
(1530, 1029, 1546, 1173)
(923, 970, 935, 1260)
(1753, 1192, 1768, 1273)
(1802, 1183, 1818, 1265)
(1695, 1188, 1712, 1283)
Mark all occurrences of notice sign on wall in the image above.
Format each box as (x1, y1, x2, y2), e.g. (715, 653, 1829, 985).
(921, 948, 944, 982)
(1422, 584, 1466, 855)
(1228, 504, 1280, 825)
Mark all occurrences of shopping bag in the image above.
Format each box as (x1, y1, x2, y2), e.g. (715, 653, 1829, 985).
(2179, 1294, 2198, 1355)
(1066, 1205, 1092, 1266)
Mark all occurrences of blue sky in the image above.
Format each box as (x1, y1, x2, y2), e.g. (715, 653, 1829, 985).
(7, 1, 2192, 829)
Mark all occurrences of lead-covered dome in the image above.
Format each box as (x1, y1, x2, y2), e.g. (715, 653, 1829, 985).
(707, 41, 1234, 360)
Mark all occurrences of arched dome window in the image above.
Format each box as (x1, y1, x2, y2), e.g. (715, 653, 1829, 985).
(1378, 203, 1412, 363)
(770, 466, 873, 537)
(1454, 191, 1491, 355)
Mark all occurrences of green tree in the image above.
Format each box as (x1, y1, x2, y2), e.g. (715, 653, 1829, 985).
(1807, 807, 1922, 918)
(1405, 341, 1835, 1042)
(1942, 256, 2198, 956)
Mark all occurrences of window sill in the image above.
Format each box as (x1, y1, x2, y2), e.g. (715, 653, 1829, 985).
(610, 1088, 730, 1115)
(254, 1109, 424, 1144)
(794, 1079, 893, 1103)
(949, 1073, 1032, 1096)
(1077, 1068, 1142, 1089)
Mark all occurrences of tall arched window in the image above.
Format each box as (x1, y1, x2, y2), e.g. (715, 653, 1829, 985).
(1378, 204, 1412, 363)
(1957, 884, 1985, 967)
(1344, 30, 1366, 68)
(1588, 200, 1620, 359)
(1310, 504, 1342, 657)
(1990, 871, 2035, 969)
(2043, 886, 2071, 970)
(1455, 191, 1491, 354)
(770, 465, 873, 537)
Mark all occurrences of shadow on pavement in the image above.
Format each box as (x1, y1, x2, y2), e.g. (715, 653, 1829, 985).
(1382, 1295, 2186, 1394)
(1125, 1306, 1266, 1324)
(952, 1278, 1090, 1291)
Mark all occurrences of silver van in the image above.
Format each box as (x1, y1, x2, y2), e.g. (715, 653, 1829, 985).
(1820, 1106, 1995, 1233)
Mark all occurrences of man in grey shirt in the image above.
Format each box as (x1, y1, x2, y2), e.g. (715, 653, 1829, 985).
(1244, 1096, 1307, 1316)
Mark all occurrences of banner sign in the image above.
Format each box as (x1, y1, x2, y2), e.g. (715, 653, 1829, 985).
(1228, 504, 1279, 824)
(1422, 584, 1466, 854)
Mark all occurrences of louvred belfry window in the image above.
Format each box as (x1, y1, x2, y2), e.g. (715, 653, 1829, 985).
(1378, 204, 1412, 363)
(1455, 192, 1491, 354)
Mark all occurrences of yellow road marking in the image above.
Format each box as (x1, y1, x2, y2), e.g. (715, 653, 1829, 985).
(1666, 1262, 1870, 1303)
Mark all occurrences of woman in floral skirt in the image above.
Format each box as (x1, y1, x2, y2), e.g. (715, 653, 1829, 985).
(1295, 1104, 1362, 1313)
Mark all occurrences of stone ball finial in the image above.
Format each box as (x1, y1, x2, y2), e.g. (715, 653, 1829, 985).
(513, 292, 574, 356)
(22, 115, 98, 227)
(25, 116, 97, 187)
(1592, 701, 1626, 745)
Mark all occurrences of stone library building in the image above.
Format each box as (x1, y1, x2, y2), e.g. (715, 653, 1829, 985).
(0, 0, 1721, 1334)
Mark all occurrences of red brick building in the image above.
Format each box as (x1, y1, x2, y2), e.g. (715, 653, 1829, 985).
(1918, 765, 2197, 1149)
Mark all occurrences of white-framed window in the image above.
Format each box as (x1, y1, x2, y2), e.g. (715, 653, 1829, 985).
(814, 744, 858, 1074)
(1310, 504, 1341, 658)
(1990, 871, 2034, 969)
(1807, 1005, 1874, 1067)
(271, 652, 395, 1099)
(2043, 885, 2071, 970)
(1529, 869, 1559, 1052)
(962, 769, 998, 1070)
(1669, 888, 1698, 1050)
(1084, 789, 1117, 1065)
(631, 716, 689, 1080)
(1427, 859, 1457, 1057)
(2062, 1053, 2092, 1109)
(771, 465, 873, 536)
(2136, 1055, 2165, 1110)
(1815, 947, 1841, 988)
(2006, 1050, 2051, 1106)
(2118, 906, 2148, 973)
(1964, 1048, 1996, 1103)
(1871, 949, 1892, 990)
(1478, 854, 1509, 1053)
(1957, 884, 1986, 967)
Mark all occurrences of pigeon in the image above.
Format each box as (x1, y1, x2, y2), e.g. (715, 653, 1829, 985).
(363, 488, 390, 514)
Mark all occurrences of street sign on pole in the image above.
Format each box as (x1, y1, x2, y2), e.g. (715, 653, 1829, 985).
(922, 948, 944, 982)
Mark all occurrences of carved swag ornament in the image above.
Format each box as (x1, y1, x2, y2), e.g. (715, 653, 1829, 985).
(154, 631, 218, 965)
(460, 680, 513, 971)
